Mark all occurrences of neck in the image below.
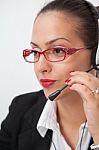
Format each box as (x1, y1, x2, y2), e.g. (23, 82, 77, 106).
(56, 89, 86, 149)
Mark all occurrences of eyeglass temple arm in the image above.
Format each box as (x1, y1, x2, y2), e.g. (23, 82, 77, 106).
(48, 64, 99, 101)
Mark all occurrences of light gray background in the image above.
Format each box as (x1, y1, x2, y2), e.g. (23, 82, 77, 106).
(0, 0, 99, 124)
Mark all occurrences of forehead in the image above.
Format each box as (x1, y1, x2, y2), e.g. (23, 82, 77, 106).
(32, 11, 84, 47)
(33, 11, 77, 32)
(34, 10, 81, 28)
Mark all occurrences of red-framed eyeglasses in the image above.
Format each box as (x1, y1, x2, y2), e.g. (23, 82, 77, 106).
(23, 46, 86, 63)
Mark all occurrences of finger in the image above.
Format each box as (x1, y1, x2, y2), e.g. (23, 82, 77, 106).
(69, 83, 95, 103)
(70, 83, 99, 121)
(68, 72, 99, 92)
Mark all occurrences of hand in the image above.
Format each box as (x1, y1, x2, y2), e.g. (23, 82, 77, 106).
(67, 71, 99, 144)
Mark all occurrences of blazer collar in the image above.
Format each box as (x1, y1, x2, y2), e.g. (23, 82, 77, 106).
(24, 90, 47, 128)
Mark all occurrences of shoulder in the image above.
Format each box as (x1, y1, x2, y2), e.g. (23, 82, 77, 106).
(9, 90, 46, 115)
(1, 90, 47, 132)
(11, 89, 45, 106)
(2, 90, 46, 123)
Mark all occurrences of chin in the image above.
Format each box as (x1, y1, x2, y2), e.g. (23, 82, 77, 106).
(43, 85, 70, 100)
(43, 88, 54, 98)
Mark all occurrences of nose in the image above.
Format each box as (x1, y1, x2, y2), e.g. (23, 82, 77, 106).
(36, 54, 52, 73)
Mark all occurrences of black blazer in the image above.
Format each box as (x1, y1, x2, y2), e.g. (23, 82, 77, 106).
(0, 90, 93, 150)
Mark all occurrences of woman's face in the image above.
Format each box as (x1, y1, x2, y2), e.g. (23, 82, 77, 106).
(31, 11, 91, 98)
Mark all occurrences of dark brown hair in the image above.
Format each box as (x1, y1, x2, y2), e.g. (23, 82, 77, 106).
(36, 0, 99, 66)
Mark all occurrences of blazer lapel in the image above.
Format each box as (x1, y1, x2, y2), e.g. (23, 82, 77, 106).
(24, 91, 47, 128)
(18, 92, 53, 150)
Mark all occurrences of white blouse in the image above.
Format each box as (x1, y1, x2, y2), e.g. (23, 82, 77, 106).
(37, 99, 91, 150)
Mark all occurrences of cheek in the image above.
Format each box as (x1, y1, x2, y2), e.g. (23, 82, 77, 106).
(53, 63, 72, 80)
(66, 51, 91, 71)
(74, 51, 91, 70)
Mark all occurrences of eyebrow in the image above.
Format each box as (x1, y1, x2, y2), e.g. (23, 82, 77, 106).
(30, 37, 71, 47)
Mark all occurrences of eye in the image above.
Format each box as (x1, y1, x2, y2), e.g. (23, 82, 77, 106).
(32, 50, 39, 56)
(53, 47, 65, 54)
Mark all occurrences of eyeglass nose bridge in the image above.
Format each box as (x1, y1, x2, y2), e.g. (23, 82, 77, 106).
(38, 50, 49, 62)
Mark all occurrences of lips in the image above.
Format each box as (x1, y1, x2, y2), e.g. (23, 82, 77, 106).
(40, 79, 56, 88)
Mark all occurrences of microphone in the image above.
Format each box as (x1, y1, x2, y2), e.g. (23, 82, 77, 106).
(48, 64, 99, 101)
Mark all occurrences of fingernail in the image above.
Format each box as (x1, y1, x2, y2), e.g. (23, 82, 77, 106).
(65, 79, 71, 83)
(69, 84, 73, 87)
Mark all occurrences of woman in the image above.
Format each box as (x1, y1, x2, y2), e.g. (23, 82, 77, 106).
(0, 0, 99, 150)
